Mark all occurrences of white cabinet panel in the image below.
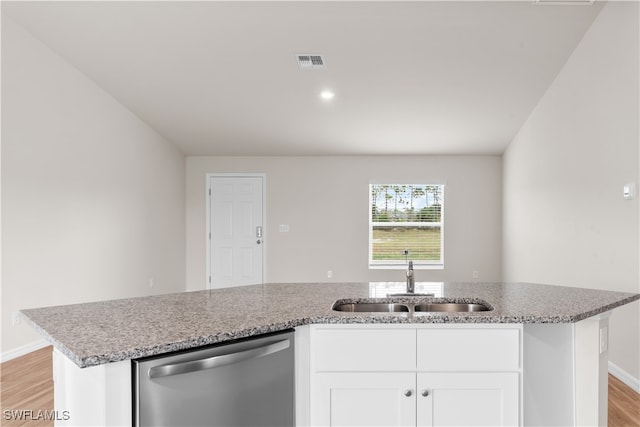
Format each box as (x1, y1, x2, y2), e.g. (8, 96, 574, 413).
(53, 349, 131, 426)
(313, 373, 416, 427)
(417, 328, 520, 371)
(417, 372, 519, 427)
(313, 328, 415, 372)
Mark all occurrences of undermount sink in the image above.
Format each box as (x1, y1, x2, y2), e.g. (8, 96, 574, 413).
(332, 303, 410, 313)
(332, 300, 492, 313)
(414, 303, 490, 312)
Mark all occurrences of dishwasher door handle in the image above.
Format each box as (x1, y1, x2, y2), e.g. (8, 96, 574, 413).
(148, 338, 290, 379)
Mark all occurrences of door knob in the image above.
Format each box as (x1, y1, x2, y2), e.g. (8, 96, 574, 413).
(404, 389, 413, 397)
(421, 389, 429, 397)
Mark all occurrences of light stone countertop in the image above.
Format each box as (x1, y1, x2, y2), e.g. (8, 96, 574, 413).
(19, 281, 640, 368)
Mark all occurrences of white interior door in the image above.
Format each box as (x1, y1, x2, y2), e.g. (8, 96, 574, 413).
(208, 175, 264, 288)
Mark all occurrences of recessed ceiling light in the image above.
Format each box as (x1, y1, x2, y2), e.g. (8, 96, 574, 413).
(320, 90, 335, 100)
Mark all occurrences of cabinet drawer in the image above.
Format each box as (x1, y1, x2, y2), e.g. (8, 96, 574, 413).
(313, 328, 416, 372)
(417, 328, 520, 371)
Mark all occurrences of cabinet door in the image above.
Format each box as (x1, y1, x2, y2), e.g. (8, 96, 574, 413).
(312, 372, 416, 427)
(417, 372, 519, 427)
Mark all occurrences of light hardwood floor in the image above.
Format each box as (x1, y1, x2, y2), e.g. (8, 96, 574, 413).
(609, 373, 640, 427)
(1, 347, 53, 427)
(2, 346, 639, 426)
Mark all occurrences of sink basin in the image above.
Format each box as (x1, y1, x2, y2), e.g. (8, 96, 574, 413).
(332, 303, 410, 312)
(414, 303, 491, 312)
(332, 300, 493, 313)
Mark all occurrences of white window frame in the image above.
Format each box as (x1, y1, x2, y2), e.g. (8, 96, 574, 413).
(368, 183, 445, 270)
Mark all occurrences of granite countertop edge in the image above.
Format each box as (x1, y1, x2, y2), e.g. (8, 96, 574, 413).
(18, 282, 640, 368)
(19, 314, 85, 367)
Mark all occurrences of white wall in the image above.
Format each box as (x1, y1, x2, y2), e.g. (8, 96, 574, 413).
(186, 156, 502, 290)
(1, 16, 186, 355)
(503, 2, 640, 381)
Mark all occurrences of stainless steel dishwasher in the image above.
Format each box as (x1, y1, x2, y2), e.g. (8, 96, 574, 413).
(133, 330, 294, 427)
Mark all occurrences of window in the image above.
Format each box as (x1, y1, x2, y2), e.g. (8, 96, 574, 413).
(369, 184, 444, 268)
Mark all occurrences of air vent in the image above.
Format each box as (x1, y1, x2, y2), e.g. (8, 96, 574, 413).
(296, 54, 326, 70)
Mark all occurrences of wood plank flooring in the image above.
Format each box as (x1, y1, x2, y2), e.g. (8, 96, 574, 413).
(1, 347, 53, 427)
(609, 373, 640, 427)
(1, 346, 639, 426)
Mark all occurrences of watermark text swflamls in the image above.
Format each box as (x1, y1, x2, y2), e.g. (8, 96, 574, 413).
(3, 409, 70, 421)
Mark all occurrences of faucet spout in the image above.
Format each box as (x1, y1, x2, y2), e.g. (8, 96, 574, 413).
(406, 261, 415, 294)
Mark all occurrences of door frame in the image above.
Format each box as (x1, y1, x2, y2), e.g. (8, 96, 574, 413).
(205, 173, 267, 289)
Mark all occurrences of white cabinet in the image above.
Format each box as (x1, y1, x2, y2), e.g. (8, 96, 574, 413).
(312, 372, 518, 427)
(52, 349, 131, 426)
(417, 372, 519, 427)
(314, 372, 416, 426)
(309, 325, 522, 427)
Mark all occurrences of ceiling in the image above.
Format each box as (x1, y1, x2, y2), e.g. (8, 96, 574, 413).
(2, 1, 604, 156)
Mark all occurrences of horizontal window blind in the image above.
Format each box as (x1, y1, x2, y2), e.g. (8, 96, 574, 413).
(369, 184, 444, 267)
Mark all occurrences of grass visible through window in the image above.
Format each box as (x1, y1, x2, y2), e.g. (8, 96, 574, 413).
(372, 227, 441, 261)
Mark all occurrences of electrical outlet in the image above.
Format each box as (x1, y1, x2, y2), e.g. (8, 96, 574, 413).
(149, 278, 155, 289)
(12, 311, 21, 326)
(327, 270, 333, 278)
(599, 326, 608, 354)
(623, 183, 636, 200)
(472, 270, 479, 279)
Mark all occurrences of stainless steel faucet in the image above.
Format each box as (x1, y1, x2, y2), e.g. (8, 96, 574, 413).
(406, 261, 415, 294)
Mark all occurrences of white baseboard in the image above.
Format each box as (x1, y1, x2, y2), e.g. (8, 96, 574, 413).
(0, 339, 50, 363)
(609, 361, 640, 393)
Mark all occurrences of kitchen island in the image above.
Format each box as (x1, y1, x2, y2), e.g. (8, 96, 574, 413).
(20, 281, 640, 426)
